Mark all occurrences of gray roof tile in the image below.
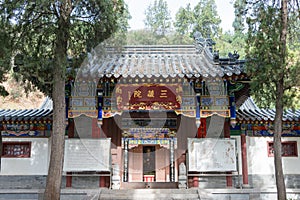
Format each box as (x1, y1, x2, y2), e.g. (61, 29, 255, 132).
(0, 98, 53, 122)
(77, 45, 244, 79)
(237, 97, 300, 122)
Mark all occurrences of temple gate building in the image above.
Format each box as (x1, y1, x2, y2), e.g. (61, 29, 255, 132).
(0, 37, 300, 190)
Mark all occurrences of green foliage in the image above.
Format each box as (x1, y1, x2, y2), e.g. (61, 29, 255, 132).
(173, 0, 221, 42)
(144, 0, 172, 38)
(173, 3, 194, 44)
(125, 29, 193, 45)
(215, 31, 246, 58)
(238, 0, 300, 109)
(128, 0, 225, 46)
(193, 0, 221, 38)
(235, 2, 299, 198)
(1, 1, 128, 198)
(233, 0, 247, 33)
(288, 9, 300, 52)
(0, 18, 12, 96)
(0, 0, 128, 97)
(126, 29, 159, 45)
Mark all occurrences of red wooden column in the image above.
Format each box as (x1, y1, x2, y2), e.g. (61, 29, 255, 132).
(66, 172, 72, 187)
(224, 120, 233, 187)
(68, 119, 74, 138)
(91, 118, 107, 187)
(99, 175, 106, 187)
(193, 176, 199, 187)
(194, 118, 207, 187)
(197, 127, 201, 138)
(92, 118, 101, 138)
(197, 118, 207, 138)
(241, 133, 249, 186)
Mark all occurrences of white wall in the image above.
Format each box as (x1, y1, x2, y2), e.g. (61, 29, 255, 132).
(2, 136, 300, 177)
(1, 137, 50, 175)
(232, 136, 300, 175)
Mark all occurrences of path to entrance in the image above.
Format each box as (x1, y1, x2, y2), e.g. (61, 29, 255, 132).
(0, 188, 300, 200)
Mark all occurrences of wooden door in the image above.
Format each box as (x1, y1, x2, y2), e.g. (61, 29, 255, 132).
(143, 146, 156, 181)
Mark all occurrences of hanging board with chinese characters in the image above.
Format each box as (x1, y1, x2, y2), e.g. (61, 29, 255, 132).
(63, 138, 111, 172)
(114, 83, 182, 110)
(187, 138, 237, 172)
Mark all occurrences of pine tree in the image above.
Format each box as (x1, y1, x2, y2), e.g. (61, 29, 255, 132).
(0, 1, 127, 199)
(144, 0, 172, 38)
(236, 0, 300, 199)
(174, 0, 221, 40)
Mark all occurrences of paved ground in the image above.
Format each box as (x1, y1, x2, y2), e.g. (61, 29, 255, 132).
(0, 188, 300, 200)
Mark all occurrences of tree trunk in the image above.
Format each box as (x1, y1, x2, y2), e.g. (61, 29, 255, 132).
(44, 1, 71, 199)
(274, 79, 286, 200)
(274, 0, 288, 199)
(43, 68, 66, 200)
(0, 130, 2, 171)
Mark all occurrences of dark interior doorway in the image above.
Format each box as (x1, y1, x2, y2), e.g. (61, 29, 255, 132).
(143, 146, 156, 177)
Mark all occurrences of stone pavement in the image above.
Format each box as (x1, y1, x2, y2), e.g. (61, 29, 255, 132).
(0, 188, 300, 200)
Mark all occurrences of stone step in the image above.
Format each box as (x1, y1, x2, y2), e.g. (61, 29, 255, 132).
(103, 189, 199, 194)
(99, 194, 200, 200)
(98, 189, 210, 200)
(121, 182, 178, 189)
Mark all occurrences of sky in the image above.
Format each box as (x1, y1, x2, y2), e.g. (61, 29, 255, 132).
(124, 0, 235, 32)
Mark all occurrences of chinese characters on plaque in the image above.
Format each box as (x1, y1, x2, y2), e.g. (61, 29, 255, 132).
(114, 84, 182, 110)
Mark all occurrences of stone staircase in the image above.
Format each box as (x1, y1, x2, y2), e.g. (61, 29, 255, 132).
(98, 188, 212, 200)
(3, 188, 300, 200)
(121, 182, 178, 189)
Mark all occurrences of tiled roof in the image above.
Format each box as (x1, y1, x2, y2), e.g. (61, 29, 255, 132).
(78, 45, 245, 79)
(237, 97, 300, 122)
(0, 97, 53, 122)
(39, 96, 53, 110)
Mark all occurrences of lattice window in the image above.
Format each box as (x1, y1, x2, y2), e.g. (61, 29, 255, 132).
(268, 141, 298, 157)
(2, 142, 31, 158)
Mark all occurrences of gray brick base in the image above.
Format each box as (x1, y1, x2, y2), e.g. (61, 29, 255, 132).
(0, 176, 48, 189)
(196, 174, 300, 189)
(1, 174, 300, 190)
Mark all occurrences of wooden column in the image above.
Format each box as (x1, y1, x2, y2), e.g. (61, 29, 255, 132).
(67, 119, 74, 138)
(170, 139, 175, 182)
(224, 119, 230, 138)
(123, 138, 129, 182)
(92, 118, 101, 138)
(224, 120, 233, 187)
(66, 173, 72, 187)
(99, 175, 106, 187)
(226, 172, 233, 187)
(93, 118, 104, 187)
(193, 176, 199, 187)
(197, 118, 207, 138)
(241, 133, 249, 186)
(193, 120, 199, 187)
(197, 127, 201, 138)
(195, 118, 207, 187)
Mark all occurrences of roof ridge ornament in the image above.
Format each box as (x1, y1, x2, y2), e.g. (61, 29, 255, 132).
(193, 31, 215, 54)
(228, 50, 240, 61)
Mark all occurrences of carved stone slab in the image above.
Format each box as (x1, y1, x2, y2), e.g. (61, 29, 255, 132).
(188, 138, 236, 172)
(63, 138, 111, 172)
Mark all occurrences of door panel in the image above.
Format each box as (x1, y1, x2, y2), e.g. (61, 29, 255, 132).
(143, 146, 156, 176)
(128, 145, 143, 182)
(155, 146, 168, 182)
